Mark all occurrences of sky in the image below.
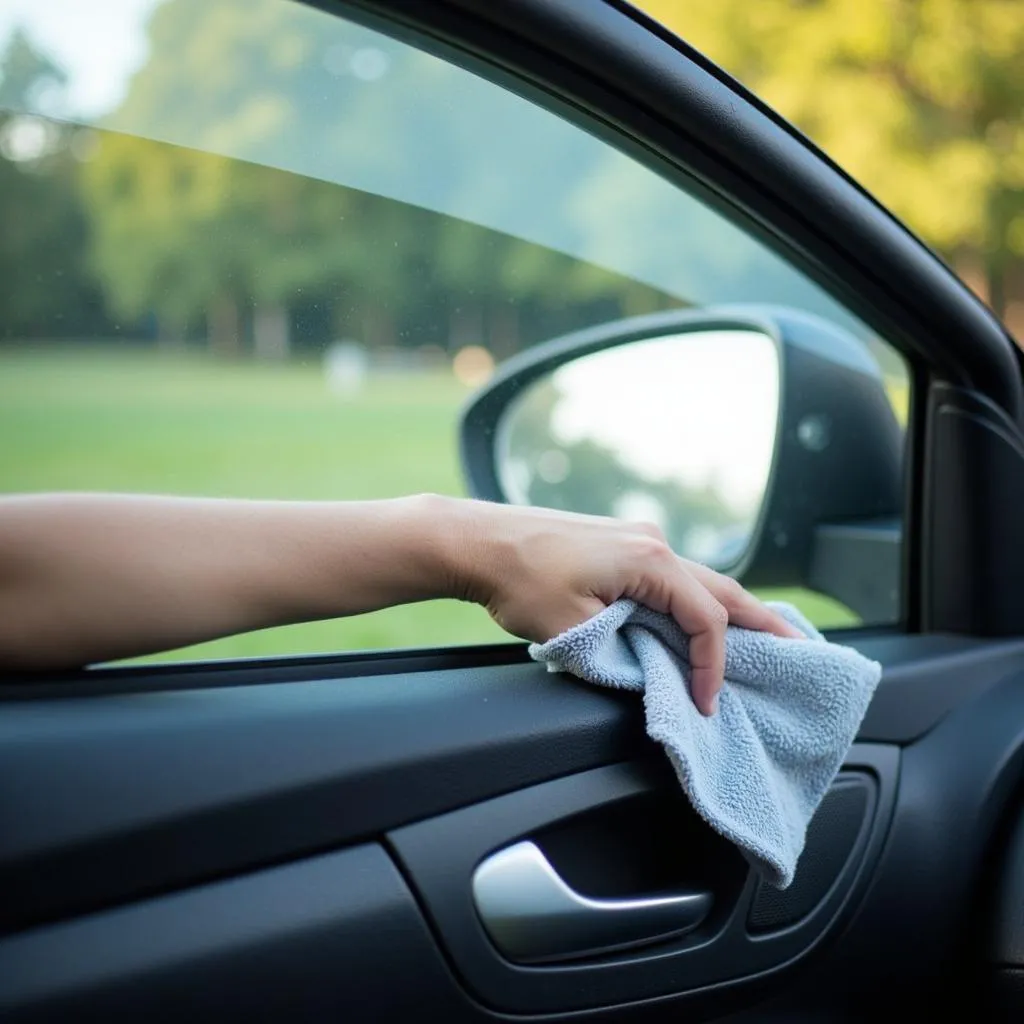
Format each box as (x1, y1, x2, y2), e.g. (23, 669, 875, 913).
(0, 0, 157, 117)
(548, 330, 780, 512)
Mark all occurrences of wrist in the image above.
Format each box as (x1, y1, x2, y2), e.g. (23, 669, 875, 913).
(409, 494, 505, 608)
(273, 494, 469, 620)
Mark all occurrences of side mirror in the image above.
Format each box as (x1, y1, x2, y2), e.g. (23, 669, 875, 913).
(460, 306, 903, 624)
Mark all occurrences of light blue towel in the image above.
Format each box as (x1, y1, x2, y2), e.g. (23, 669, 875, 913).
(529, 600, 882, 889)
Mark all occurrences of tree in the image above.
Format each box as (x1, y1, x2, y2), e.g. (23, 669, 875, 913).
(79, 0, 361, 355)
(635, 0, 1024, 330)
(78, 0, 685, 359)
(81, 134, 364, 355)
(0, 30, 106, 342)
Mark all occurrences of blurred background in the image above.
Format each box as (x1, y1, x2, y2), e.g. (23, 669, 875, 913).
(644, 0, 1024, 336)
(0, 0, 1014, 661)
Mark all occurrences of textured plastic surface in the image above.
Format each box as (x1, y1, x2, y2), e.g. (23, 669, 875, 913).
(855, 634, 1024, 741)
(726, 665, 1024, 1019)
(0, 844, 466, 1023)
(990, 969, 1024, 1022)
(0, 664, 644, 933)
(9, 665, 1024, 1021)
(748, 777, 873, 932)
(390, 753, 895, 1014)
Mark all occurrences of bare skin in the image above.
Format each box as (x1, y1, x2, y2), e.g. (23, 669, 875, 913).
(0, 493, 802, 713)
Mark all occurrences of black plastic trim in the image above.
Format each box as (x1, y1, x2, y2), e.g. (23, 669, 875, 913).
(0, 844, 467, 1023)
(809, 519, 901, 626)
(1, 634, 1018, 935)
(746, 776, 875, 934)
(0, 640, 527, 700)
(922, 383, 1024, 635)
(993, 799, 1024, 967)
(857, 635, 1024, 742)
(389, 752, 895, 1014)
(0, 664, 644, 934)
(734, 662, 1024, 1017)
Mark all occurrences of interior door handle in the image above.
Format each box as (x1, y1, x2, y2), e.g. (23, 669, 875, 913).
(471, 840, 713, 964)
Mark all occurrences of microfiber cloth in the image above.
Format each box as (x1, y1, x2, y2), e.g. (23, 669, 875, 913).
(529, 600, 882, 889)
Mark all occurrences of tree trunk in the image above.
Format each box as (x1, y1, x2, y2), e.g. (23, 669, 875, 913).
(253, 304, 290, 361)
(986, 256, 1006, 320)
(361, 303, 395, 351)
(332, 297, 355, 343)
(489, 300, 520, 361)
(207, 294, 241, 357)
(1002, 259, 1024, 347)
(952, 250, 989, 304)
(448, 302, 483, 353)
(156, 315, 186, 352)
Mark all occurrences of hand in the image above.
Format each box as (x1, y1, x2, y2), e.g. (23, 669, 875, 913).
(456, 502, 804, 716)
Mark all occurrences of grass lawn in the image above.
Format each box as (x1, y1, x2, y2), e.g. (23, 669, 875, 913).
(0, 345, 859, 665)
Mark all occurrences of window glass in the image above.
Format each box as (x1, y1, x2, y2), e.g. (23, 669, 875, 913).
(0, 0, 908, 662)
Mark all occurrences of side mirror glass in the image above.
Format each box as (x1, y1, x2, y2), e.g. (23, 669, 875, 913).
(495, 329, 779, 571)
(461, 306, 904, 624)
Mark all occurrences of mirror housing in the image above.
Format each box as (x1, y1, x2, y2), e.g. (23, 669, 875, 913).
(460, 306, 903, 624)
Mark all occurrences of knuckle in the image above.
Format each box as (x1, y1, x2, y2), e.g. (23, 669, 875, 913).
(702, 598, 729, 630)
(635, 535, 674, 565)
(631, 520, 666, 542)
(715, 575, 746, 606)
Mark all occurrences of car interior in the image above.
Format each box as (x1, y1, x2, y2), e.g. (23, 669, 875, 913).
(4, 0, 1024, 1021)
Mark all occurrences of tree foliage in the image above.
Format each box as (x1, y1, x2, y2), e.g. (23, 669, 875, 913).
(0, 32, 105, 340)
(12, 0, 1011, 351)
(78, 0, 652, 355)
(637, 0, 1024, 317)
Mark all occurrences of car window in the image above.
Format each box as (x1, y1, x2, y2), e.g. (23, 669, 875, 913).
(0, 0, 909, 663)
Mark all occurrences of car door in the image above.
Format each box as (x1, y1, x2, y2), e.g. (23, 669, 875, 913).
(3, 0, 1024, 1021)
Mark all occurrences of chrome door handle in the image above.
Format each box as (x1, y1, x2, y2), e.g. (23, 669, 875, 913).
(471, 840, 713, 964)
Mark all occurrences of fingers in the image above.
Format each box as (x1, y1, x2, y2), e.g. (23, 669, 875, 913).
(662, 567, 729, 718)
(687, 562, 805, 639)
(487, 507, 804, 721)
(660, 559, 805, 718)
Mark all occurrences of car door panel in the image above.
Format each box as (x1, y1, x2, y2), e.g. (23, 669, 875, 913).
(388, 753, 895, 1014)
(0, 633, 1011, 934)
(3, 634, 1024, 1020)
(733, 663, 1024, 1021)
(0, 659, 647, 933)
(0, 843, 467, 1024)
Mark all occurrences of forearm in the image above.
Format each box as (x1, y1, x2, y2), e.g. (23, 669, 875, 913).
(0, 491, 802, 711)
(0, 493, 468, 670)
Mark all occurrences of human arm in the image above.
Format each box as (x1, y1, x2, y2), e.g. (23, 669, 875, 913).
(0, 493, 801, 712)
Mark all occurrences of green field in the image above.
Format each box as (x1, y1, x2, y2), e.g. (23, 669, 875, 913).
(0, 346, 858, 665)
